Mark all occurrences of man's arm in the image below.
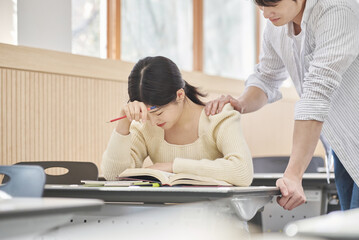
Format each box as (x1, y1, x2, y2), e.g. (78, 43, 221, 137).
(276, 119, 323, 210)
(279, 4, 359, 210)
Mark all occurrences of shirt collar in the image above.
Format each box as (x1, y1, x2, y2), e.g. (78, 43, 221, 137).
(301, 0, 316, 26)
(285, 0, 316, 36)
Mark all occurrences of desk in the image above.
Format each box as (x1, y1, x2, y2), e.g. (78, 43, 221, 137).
(44, 185, 280, 221)
(44, 185, 279, 203)
(40, 186, 280, 240)
(250, 173, 338, 232)
(0, 197, 103, 239)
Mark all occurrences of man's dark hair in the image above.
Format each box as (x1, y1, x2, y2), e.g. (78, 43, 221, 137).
(254, 0, 296, 7)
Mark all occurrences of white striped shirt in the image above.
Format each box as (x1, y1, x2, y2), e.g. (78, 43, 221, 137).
(246, 0, 359, 185)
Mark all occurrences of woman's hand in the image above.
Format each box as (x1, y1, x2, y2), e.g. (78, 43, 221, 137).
(122, 100, 149, 122)
(116, 101, 148, 135)
(146, 163, 173, 173)
(205, 95, 245, 116)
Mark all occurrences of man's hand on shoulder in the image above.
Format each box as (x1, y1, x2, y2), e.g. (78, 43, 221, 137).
(205, 95, 244, 116)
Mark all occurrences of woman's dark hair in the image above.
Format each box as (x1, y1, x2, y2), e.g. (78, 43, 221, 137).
(128, 56, 206, 106)
(254, 0, 296, 7)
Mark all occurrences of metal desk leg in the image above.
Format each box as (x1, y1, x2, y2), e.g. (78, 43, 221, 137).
(230, 195, 273, 221)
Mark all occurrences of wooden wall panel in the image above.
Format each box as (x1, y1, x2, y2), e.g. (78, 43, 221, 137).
(0, 43, 325, 176)
(0, 67, 128, 171)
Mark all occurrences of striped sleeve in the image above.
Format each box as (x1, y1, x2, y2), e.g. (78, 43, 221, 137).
(295, 5, 359, 121)
(245, 22, 289, 103)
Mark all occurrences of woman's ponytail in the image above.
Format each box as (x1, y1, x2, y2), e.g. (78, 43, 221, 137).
(183, 80, 207, 106)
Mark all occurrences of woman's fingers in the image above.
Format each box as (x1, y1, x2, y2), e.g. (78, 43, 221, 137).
(139, 103, 148, 122)
(126, 101, 148, 122)
(133, 103, 140, 121)
(123, 105, 132, 122)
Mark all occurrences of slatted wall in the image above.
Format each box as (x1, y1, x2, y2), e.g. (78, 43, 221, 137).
(0, 69, 128, 166)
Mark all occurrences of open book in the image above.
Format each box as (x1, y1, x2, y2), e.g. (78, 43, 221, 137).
(117, 168, 232, 186)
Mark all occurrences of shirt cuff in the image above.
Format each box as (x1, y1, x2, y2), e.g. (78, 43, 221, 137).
(294, 98, 330, 122)
(245, 75, 283, 103)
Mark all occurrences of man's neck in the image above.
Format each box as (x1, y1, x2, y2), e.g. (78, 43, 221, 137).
(293, 22, 302, 35)
(292, 0, 307, 34)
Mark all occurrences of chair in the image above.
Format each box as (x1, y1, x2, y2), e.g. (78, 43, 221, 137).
(0, 165, 46, 197)
(15, 161, 98, 184)
(253, 156, 324, 173)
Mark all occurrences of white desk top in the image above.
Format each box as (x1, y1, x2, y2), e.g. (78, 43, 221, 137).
(44, 185, 280, 203)
(140, 185, 279, 193)
(46, 185, 278, 193)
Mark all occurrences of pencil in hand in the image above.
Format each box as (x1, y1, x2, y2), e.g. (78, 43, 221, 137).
(106, 106, 156, 123)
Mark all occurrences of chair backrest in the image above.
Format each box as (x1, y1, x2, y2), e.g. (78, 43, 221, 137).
(253, 156, 325, 173)
(0, 165, 46, 197)
(15, 161, 98, 184)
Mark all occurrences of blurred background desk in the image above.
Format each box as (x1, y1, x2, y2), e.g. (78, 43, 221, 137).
(284, 208, 359, 239)
(0, 197, 103, 239)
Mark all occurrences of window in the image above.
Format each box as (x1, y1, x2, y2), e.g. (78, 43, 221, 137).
(2, 0, 265, 81)
(203, 0, 256, 80)
(0, 0, 18, 45)
(121, 0, 193, 71)
(72, 0, 107, 58)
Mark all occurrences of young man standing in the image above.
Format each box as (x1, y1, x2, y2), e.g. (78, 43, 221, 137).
(205, 0, 359, 210)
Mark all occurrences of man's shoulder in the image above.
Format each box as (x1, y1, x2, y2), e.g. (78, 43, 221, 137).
(306, 0, 359, 29)
(317, 0, 355, 8)
(310, 0, 358, 16)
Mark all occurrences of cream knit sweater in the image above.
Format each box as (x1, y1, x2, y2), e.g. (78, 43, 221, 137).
(101, 103, 253, 186)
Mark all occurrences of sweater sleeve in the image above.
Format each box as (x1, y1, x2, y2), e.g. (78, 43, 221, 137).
(101, 122, 148, 180)
(173, 104, 253, 186)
